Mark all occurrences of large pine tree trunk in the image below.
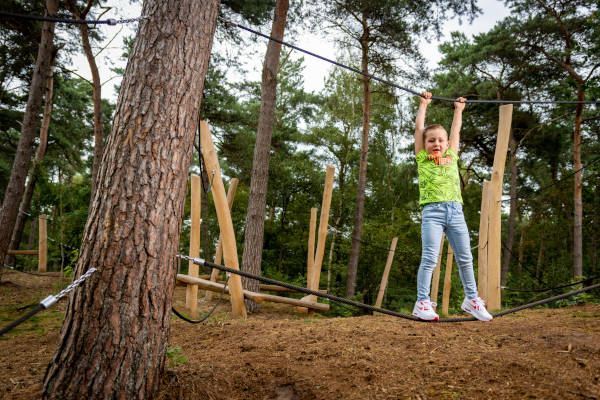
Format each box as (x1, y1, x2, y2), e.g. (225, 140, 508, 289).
(6, 47, 57, 267)
(501, 133, 518, 285)
(572, 86, 584, 277)
(42, 1, 220, 398)
(346, 18, 370, 298)
(241, 0, 289, 313)
(0, 0, 57, 278)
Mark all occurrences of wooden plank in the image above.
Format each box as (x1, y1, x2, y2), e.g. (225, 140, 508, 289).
(206, 178, 238, 301)
(38, 214, 47, 273)
(298, 207, 318, 314)
(176, 274, 329, 311)
(430, 233, 445, 304)
(185, 175, 201, 317)
(441, 244, 454, 315)
(200, 121, 247, 319)
(487, 105, 513, 311)
(7, 250, 38, 256)
(373, 237, 398, 313)
(478, 181, 490, 303)
(307, 166, 335, 303)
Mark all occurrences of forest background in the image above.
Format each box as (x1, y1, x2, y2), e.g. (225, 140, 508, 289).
(1, 0, 599, 316)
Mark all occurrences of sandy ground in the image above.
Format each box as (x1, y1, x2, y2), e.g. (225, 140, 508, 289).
(1, 270, 599, 400)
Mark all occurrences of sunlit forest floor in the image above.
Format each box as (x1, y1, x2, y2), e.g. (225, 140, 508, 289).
(1, 270, 599, 400)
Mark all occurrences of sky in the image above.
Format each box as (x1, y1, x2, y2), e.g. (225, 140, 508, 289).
(66, 0, 512, 102)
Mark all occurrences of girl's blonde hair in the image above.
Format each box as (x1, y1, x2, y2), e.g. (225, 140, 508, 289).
(423, 124, 447, 140)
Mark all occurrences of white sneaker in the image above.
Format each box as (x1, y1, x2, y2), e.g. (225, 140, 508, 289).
(461, 297, 493, 321)
(412, 300, 439, 321)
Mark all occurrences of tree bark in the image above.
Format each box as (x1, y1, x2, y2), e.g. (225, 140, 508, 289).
(5, 47, 58, 267)
(593, 177, 598, 273)
(346, 16, 370, 299)
(0, 0, 57, 278)
(42, 1, 220, 398)
(241, 0, 289, 313)
(501, 133, 518, 285)
(66, 0, 104, 198)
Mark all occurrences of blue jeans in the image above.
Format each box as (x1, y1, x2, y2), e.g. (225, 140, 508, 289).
(417, 202, 478, 302)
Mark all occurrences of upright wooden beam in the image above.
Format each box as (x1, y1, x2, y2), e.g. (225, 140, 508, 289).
(311, 165, 335, 292)
(200, 121, 247, 319)
(300, 166, 335, 312)
(373, 237, 398, 313)
(38, 214, 47, 273)
(306, 207, 317, 291)
(487, 105, 513, 311)
(441, 244, 454, 315)
(185, 175, 201, 317)
(206, 178, 238, 301)
(478, 181, 490, 303)
(297, 208, 319, 314)
(430, 233, 445, 304)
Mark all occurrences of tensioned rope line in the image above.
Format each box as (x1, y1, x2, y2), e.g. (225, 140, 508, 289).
(502, 274, 600, 293)
(176, 255, 600, 323)
(502, 155, 600, 202)
(0, 10, 147, 25)
(218, 17, 600, 105)
(171, 274, 230, 324)
(0, 268, 96, 337)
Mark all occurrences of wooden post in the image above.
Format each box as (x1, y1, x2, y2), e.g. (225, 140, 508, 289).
(185, 175, 201, 317)
(441, 244, 454, 315)
(487, 105, 513, 311)
(373, 237, 398, 313)
(206, 178, 238, 301)
(38, 214, 47, 273)
(297, 207, 318, 314)
(430, 233, 445, 304)
(478, 181, 490, 303)
(299, 165, 335, 312)
(306, 207, 317, 291)
(200, 121, 247, 319)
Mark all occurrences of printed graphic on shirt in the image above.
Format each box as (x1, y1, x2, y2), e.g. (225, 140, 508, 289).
(416, 148, 462, 206)
(427, 152, 454, 166)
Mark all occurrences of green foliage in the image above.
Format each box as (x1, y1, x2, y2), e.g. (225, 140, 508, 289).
(166, 346, 189, 369)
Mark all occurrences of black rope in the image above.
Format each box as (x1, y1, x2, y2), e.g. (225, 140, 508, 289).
(219, 17, 600, 105)
(502, 274, 600, 293)
(177, 255, 600, 323)
(503, 155, 600, 202)
(0, 10, 146, 25)
(0, 304, 45, 336)
(171, 275, 230, 324)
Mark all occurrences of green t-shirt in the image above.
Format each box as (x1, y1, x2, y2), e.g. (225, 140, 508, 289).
(416, 148, 462, 206)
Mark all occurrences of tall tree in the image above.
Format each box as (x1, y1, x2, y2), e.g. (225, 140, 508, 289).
(42, 0, 220, 397)
(316, 0, 480, 298)
(64, 0, 105, 198)
(506, 0, 600, 277)
(241, 0, 289, 312)
(0, 0, 58, 278)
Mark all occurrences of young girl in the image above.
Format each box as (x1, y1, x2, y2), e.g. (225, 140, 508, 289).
(412, 91, 492, 322)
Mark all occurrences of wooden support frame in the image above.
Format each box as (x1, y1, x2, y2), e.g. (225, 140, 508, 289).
(206, 178, 238, 301)
(177, 274, 329, 311)
(487, 105, 512, 311)
(441, 244, 454, 315)
(185, 175, 201, 317)
(430, 233, 445, 304)
(200, 121, 247, 319)
(478, 181, 490, 303)
(373, 237, 398, 314)
(299, 166, 334, 314)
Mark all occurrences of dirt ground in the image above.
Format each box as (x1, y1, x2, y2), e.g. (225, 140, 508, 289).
(1, 270, 599, 400)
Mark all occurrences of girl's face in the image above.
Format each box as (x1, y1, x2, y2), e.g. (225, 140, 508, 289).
(424, 128, 449, 155)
